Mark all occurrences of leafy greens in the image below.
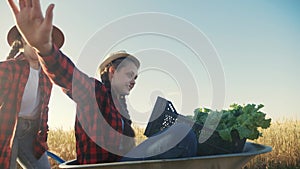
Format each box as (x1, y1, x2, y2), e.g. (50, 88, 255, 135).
(193, 103, 271, 142)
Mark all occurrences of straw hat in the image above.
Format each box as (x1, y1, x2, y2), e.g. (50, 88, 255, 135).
(99, 51, 140, 73)
(7, 25, 65, 49)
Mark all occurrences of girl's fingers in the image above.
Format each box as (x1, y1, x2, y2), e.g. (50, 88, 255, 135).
(7, 0, 19, 15)
(19, 0, 26, 10)
(32, 0, 41, 10)
(44, 4, 54, 26)
(24, 0, 32, 7)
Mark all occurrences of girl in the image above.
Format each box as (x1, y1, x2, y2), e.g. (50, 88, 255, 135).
(0, 25, 64, 168)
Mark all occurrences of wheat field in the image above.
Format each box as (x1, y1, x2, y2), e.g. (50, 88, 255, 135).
(47, 120, 300, 169)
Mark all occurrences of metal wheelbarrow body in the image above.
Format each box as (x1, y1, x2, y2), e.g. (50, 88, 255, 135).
(57, 142, 271, 169)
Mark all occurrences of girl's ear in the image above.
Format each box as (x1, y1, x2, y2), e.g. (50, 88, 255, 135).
(109, 66, 115, 74)
(108, 66, 115, 80)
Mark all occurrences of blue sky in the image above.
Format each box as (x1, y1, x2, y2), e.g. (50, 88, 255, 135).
(1, 0, 299, 129)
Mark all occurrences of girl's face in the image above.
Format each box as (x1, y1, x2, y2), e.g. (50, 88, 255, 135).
(110, 61, 138, 96)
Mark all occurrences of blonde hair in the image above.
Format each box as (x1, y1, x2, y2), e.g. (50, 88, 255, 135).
(6, 39, 23, 60)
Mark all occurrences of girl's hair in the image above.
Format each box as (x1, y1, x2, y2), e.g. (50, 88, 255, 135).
(100, 57, 137, 137)
(6, 38, 23, 60)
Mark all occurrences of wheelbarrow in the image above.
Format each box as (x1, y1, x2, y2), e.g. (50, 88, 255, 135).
(49, 96, 272, 168)
(48, 142, 271, 169)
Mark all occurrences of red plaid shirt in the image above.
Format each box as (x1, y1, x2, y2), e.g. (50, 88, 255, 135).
(40, 46, 124, 164)
(0, 54, 52, 168)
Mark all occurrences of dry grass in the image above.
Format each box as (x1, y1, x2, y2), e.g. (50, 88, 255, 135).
(47, 129, 76, 168)
(244, 120, 300, 169)
(47, 120, 300, 169)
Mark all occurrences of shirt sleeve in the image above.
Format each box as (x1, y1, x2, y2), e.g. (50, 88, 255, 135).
(38, 45, 96, 103)
(0, 61, 13, 103)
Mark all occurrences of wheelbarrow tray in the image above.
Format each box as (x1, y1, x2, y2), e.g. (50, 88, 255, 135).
(59, 142, 271, 169)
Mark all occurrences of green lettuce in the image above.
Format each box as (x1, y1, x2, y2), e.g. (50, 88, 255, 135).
(193, 103, 271, 142)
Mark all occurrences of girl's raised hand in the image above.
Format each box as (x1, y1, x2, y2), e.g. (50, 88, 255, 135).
(7, 0, 55, 55)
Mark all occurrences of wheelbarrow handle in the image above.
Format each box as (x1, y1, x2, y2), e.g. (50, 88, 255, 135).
(46, 151, 65, 164)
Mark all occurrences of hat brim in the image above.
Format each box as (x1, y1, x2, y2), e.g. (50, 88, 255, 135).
(99, 52, 140, 73)
(7, 26, 65, 49)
